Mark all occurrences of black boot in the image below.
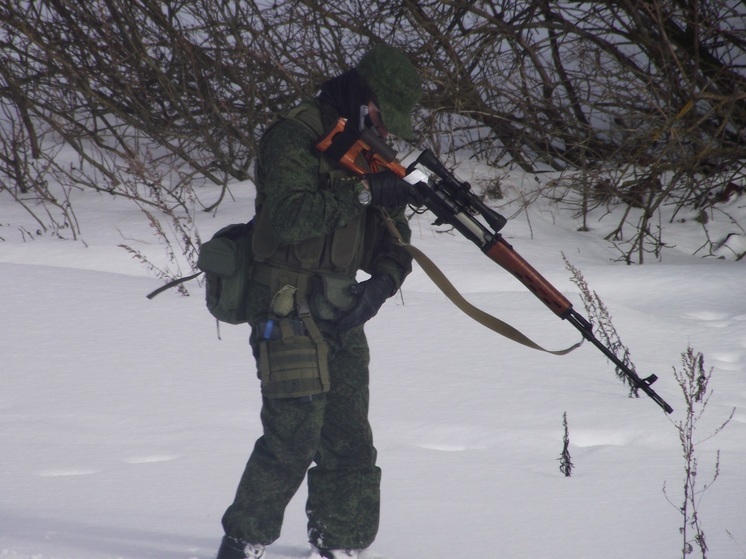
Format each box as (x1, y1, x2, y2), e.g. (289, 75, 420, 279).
(216, 535, 265, 559)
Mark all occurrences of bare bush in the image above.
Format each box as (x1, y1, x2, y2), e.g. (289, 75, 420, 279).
(563, 253, 640, 397)
(1, 0, 744, 265)
(558, 411, 574, 477)
(664, 347, 735, 559)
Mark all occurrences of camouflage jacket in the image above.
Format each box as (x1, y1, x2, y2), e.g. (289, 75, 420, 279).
(251, 98, 413, 293)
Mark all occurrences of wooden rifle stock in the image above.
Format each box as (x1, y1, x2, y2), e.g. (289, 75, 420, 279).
(316, 118, 405, 177)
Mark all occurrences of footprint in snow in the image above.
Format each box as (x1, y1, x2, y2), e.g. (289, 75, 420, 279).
(123, 453, 181, 464)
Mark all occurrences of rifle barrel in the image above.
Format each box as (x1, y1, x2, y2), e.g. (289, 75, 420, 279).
(484, 235, 674, 414)
(565, 310, 674, 414)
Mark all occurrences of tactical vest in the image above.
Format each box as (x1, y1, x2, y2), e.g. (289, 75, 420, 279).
(252, 100, 374, 280)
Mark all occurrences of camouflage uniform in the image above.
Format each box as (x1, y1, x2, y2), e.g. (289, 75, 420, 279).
(220, 46, 420, 553)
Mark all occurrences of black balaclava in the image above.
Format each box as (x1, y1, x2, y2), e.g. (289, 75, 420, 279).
(318, 68, 374, 133)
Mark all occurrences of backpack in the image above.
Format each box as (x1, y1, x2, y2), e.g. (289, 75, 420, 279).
(196, 220, 254, 324)
(146, 220, 254, 325)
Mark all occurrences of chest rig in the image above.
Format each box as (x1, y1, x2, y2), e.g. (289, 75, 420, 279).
(251, 100, 383, 320)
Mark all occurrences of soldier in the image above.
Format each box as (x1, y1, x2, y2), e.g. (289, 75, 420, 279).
(215, 44, 423, 559)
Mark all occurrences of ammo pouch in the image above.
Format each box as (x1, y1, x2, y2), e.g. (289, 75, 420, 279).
(254, 269, 331, 399)
(197, 221, 254, 325)
(309, 274, 358, 321)
(258, 314, 330, 399)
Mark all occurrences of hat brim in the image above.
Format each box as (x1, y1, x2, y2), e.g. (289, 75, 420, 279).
(378, 94, 414, 140)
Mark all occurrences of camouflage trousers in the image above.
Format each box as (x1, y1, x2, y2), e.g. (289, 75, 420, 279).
(221, 322, 381, 550)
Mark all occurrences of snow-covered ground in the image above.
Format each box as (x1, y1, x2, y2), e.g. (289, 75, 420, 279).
(2, 163, 745, 559)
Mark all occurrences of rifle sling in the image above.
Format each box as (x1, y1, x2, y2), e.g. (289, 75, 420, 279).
(380, 210, 582, 356)
(146, 271, 203, 299)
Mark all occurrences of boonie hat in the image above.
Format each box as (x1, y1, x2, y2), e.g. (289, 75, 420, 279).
(356, 44, 422, 139)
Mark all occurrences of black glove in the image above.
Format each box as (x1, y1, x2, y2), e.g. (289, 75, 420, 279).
(336, 274, 396, 330)
(365, 170, 425, 208)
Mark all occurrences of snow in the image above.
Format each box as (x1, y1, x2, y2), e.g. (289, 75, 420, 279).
(2, 164, 745, 559)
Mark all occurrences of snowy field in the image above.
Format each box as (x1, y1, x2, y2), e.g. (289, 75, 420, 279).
(2, 163, 745, 559)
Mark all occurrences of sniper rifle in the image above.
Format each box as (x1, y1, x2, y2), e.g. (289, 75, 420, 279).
(317, 118, 674, 414)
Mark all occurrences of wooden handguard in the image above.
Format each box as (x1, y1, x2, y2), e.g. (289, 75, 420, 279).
(484, 238, 573, 318)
